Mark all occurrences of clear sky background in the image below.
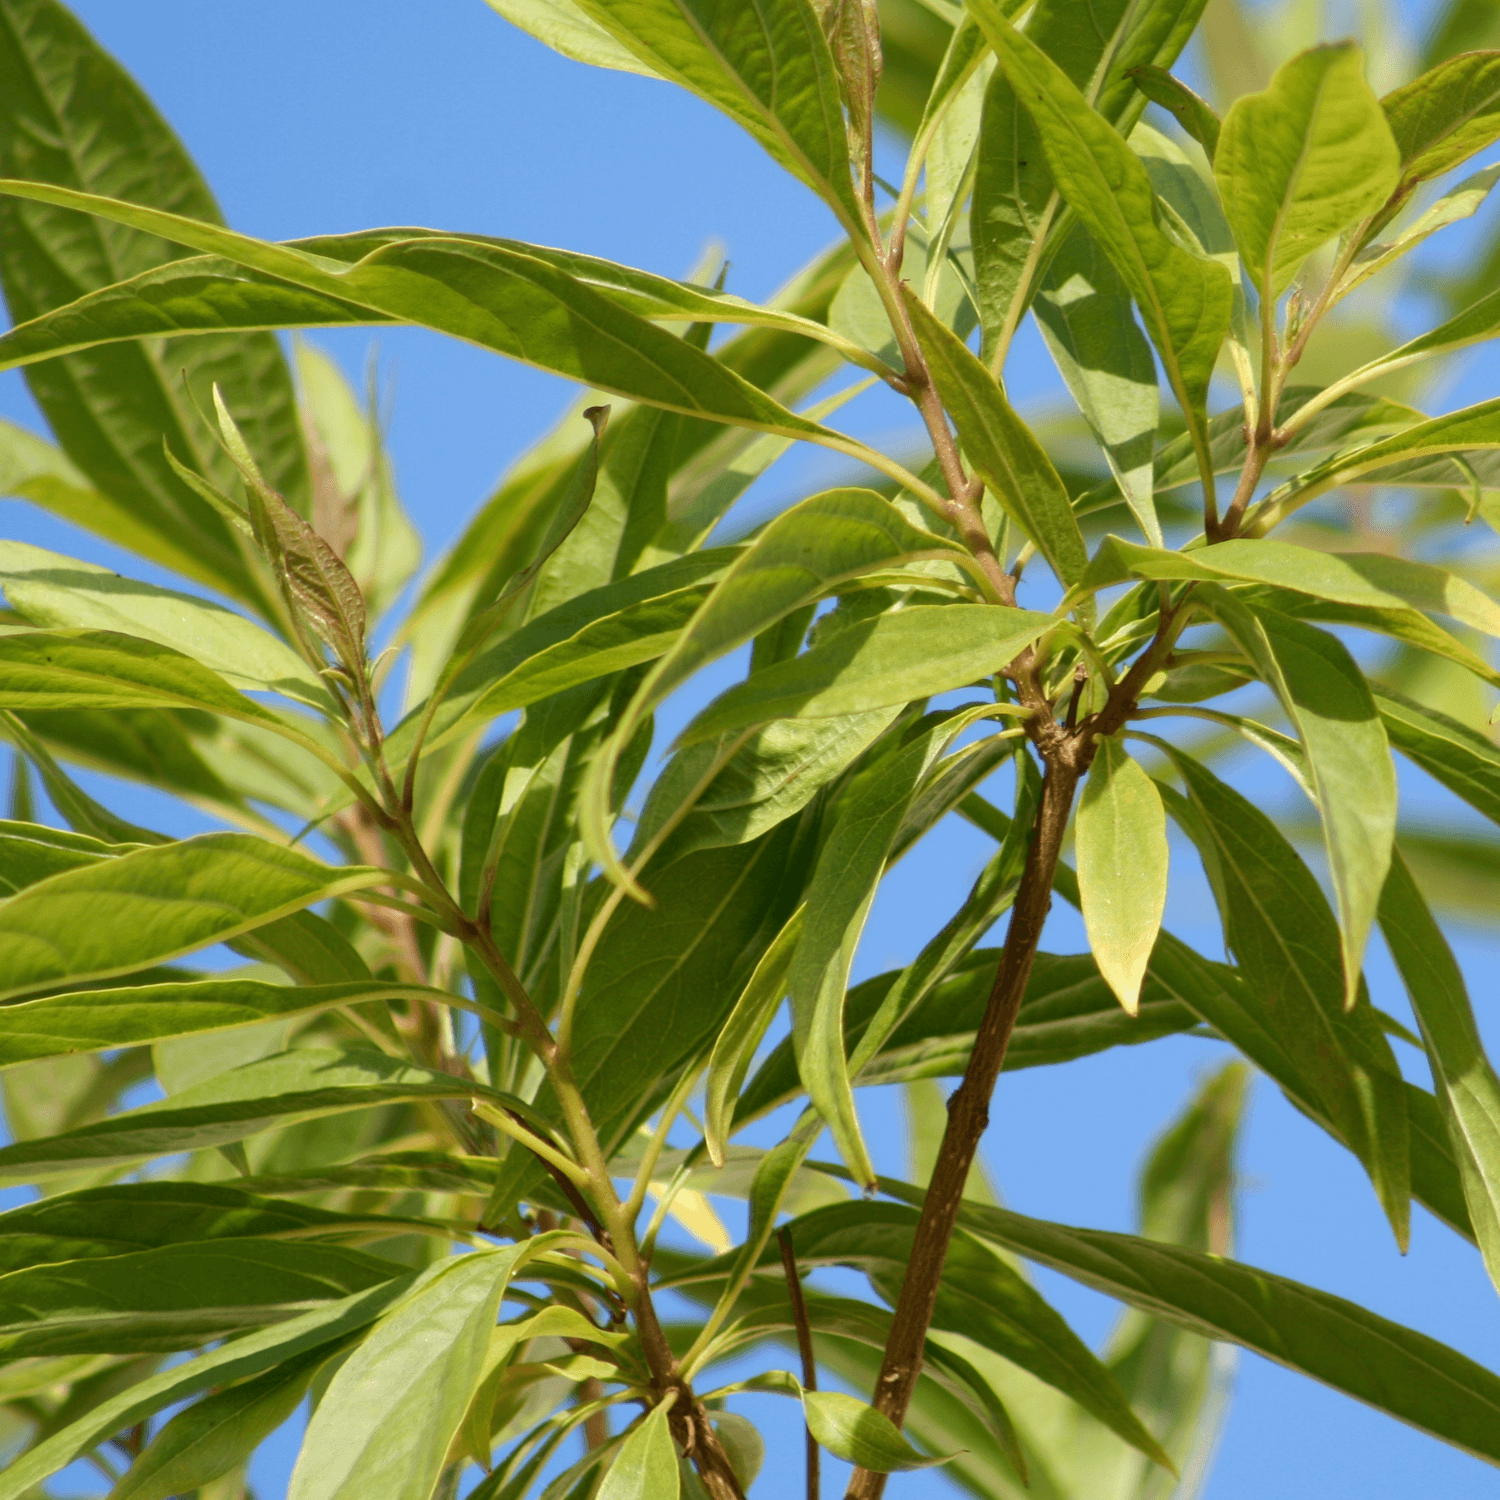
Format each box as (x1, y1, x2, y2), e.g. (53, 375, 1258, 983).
(3, 3, 1500, 1498)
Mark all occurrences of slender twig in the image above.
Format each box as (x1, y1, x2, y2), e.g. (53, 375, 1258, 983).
(779, 1226, 821, 1500)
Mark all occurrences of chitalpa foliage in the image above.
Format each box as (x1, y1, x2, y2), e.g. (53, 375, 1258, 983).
(2, 0, 1500, 1497)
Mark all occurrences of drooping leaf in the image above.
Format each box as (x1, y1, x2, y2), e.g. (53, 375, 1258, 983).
(0, 833, 382, 1002)
(791, 719, 952, 1188)
(1126, 65, 1221, 156)
(1379, 851, 1500, 1298)
(1157, 748, 1410, 1247)
(1376, 685, 1500, 827)
(1215, 42, 1399, 301)
(902, 288, 1091, 587)
(485, 0, 662, 77)
(1198, 594, 1397, 1009)
(680, 604, 1058, 745)
(0, 0, 307, 609)
(1075, 736, 1168, 1016)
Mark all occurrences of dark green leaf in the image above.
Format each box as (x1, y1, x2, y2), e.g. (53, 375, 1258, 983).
(1376, 685, 1500, 826)
(1383, 50, 1500, 191)
(0, 1238, 394, 1357)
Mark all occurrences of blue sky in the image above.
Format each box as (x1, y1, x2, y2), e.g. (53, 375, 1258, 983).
(3, 3, 1500, 1498)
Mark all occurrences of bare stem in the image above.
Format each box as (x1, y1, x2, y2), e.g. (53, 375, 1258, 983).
(779, 1226, 820, 1500)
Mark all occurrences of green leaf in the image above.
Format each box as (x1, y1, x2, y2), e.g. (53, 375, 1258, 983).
(758, 1200, 1175, 1471)
(970, 0, 1233, 483)
(567, 0, 858, 227)
(0, 541, 329, 708)
(1382, 50, 1500, 192)
(930, 1189, 1500, 1470)
(704, 909, 801, 1167)
(0, 1045, 498, 1182)
(680, 605, 1058, 746)
(0, 1239, 394, 1357)
(0, 1274, 417, 1500)
(597, 1398, 679, 1500)
(290, 1242, 561, 1500)
(0, 816, 122, 895)
(0, 1181, 407, 1275)
(490, 825, 802, 1214)
(791, 721, 952, 1188)
(901, 289, 1089, 588)
(1126, 65, 1221, 157)
(1376, 685, 1500, 827)
(1034, 226, 1161, 546)
(1340, 163, 1500, 301)
(803, 1390, 952, 1472)
(1156, 748, 1410, 1248)
(0, 975, 463, 1068)
(1215, 43, 1399, 301)
(1253, 395, 1500, 533)
(110, 1349, 325, 1500)
(0, 0, 306, 610)
(581, 488, 977, 885)
(0, 833, 382, 1001)
(1197, 595, 1397, 1008)
(485, 0, 661, 76)
(398, 550, 732, 767)
(1078, 534, 1500, 640)
(1379, 851, 1500, 1299)
(0, 185, 869, 457)
(1076, 736, 1168, 1015)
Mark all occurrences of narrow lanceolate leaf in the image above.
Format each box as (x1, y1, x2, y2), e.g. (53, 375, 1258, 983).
(580, 488, 973, 887)
(745, 1200, 1175, 1471)
(970, 0, 1232, 480)
(1375, 686, 1500, 827)
(485, 0, 661, 78)
(0, 0, 307, 610)
(704, 909, 802, 1167)
(597, 1398, 680, 1500)
(1160, 749, 1410, 1248)
(903, 288, 1090, 588)
(1215, 43, 1399, 301)
(1323, 280, 1500, 395)
(791, 723, 952, 1188)
(681, 606, 1058, 746)
(1078, 534, 1500, 641)
(0, 541, 328, 707)
(0, 817, 121, 895)
(0, 183, 862, 455)
(1034, 227, 1161, 545)
(0, 1277, 418, 1500)
(1197, 595, 1397, 1008)
(803, 1391, 952, 1472)
(0, 834, 382, 1001)
(111, 1349, 325, 1500)
(563, 0, 860, 227)
(0, 1045, 504, 1182)
(290, 1242, 564, 1500)
(0, 1239, 394, 1358)
(1126, 65, 1221, 157)
(1255, 396, 1500, 533)
(1076, 737, 1167, 1015)
(1380, 852, 1500, 1300)
(932, 1191, 1500, 1469)
(1382, 50, 1500, 195)
(0, 977, 463, 1068)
